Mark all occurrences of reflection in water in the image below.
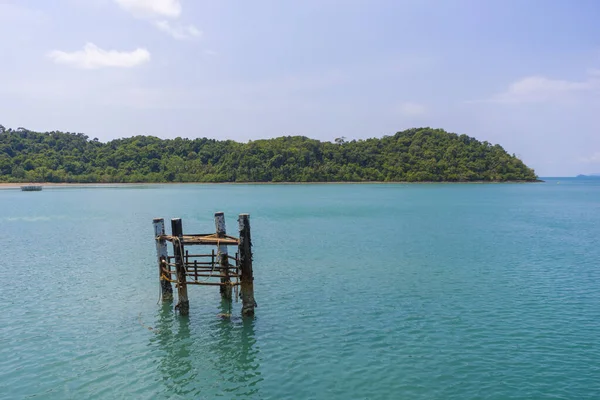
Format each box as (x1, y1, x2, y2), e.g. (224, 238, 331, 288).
(151, 300, 262, 398)
(153, 303, 195, 398)
(211, 299, 263, 397)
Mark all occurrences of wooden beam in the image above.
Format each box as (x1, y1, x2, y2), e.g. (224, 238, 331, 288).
(238, 214, 255, 316)
(153, 218, 173, 301)
(215, 212, 232, 299)
(171, 218, 189, 315)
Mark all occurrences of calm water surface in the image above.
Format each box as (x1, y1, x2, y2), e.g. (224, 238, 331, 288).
(1, 180, 599, 399)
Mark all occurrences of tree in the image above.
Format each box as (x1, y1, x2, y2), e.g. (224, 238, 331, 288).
(0, 125, 538, 183)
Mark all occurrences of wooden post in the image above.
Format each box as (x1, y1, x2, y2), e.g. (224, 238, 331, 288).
(214, 212, 232, 299)
(238, 214, 255, 316)
(171, 218, 189, 315)
(153, 218, 173, 301)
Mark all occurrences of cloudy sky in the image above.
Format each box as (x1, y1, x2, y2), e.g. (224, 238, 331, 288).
(1, 0, 599, 176)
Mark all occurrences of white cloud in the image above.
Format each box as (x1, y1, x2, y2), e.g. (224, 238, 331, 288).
(154, 20, 201, 40)
(113, 0, 201, 40)
(493, 76, 592, 103)
(579, 152, 600, 164)
(396, 101, 427, 116)
(114, 0, 181, 18)
(485, 72, 600, 104)
(48, 43, 150, 69)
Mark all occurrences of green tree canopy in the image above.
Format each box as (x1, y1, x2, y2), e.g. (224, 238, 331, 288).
(0, 126, 537, 183)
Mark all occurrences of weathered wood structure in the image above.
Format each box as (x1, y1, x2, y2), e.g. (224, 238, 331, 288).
(152, 212, 255, 317)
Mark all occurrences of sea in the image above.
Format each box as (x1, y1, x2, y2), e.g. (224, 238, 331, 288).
(1, 178, 599, 399)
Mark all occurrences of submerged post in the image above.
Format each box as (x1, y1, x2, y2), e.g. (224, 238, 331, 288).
(153, 218, 173, 301)
(238, 214, 255, 316)
(171, 218, 189, 315)
(214, 212, 232, 299)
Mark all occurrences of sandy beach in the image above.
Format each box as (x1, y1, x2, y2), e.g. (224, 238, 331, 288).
(0, 180, 543, 189)
(0, 182, 161, 189)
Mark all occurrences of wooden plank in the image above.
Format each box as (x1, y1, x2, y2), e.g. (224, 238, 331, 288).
(158, 235, 240, 245)
(185, 273, 241, 278)
(186, 281, 240, 286)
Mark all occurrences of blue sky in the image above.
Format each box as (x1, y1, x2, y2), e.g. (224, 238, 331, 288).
(1, 0, 599, 176)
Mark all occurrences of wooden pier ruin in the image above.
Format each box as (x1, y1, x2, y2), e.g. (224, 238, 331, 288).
(152, 212, 255, 317)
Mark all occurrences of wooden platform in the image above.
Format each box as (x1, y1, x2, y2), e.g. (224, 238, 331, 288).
(158, 233, 239, 246)
(153, 213, 255, 316)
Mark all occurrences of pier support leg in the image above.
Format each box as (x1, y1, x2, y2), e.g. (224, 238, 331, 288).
(171, 218, 189, 315)
(153, 218, 173, 301)
(238, 214, 255, 316)
(214, 212, 232, 300)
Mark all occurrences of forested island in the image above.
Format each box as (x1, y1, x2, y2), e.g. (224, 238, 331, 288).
(0, 125, 537, 183)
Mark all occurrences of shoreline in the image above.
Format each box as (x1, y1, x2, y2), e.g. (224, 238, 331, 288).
(0, 180, 544, 189)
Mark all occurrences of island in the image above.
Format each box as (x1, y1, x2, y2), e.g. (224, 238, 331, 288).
(0, 125, 538, 183)
(576, 174, 600, 179)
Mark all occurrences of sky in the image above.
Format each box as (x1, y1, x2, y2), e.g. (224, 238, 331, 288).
(1, 0, 600, 176)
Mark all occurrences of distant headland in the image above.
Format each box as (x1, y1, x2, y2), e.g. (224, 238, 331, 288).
(0, 125, 538, 183)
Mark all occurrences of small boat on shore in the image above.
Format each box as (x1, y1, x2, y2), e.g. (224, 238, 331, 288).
(21, 185, 43, 191)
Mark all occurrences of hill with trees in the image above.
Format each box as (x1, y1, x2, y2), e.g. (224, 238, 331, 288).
(0, 125, 537, 183)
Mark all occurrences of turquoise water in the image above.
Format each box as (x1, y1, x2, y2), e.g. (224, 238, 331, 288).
(1, 180, 600, 399)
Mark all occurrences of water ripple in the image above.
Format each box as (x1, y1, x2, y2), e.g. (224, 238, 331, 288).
(2, 182, 600, 398)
